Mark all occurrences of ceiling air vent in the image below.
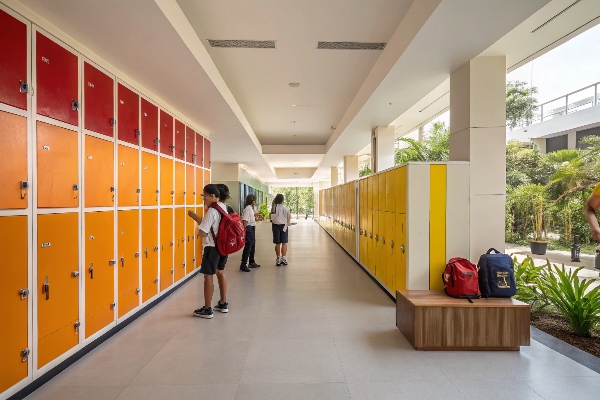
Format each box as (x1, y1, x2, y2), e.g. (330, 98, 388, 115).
(531, 0, 582, 33)
(317, 41, 386, 50)
(207, 39, 276, 49)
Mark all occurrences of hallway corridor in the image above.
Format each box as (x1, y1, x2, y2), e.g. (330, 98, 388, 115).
(26, 220, 600, 400)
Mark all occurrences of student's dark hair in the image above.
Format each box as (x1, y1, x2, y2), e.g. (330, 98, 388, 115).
(271, 193, 284, 214)
(244, 194, 256, 208)
(214, 183, 230, 202)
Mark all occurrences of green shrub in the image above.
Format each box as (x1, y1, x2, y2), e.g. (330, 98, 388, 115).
(513, 257, 547, 309)
(259, 203, 270, 220)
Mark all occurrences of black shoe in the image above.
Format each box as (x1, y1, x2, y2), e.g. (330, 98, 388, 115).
(240, 265, 251, 272)
(214, 301, 229, 313)
(249, 262, 261, 268)
(193, 307, 213, 319)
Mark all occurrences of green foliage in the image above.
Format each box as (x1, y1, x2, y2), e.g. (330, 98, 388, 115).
(506, 80, 539, 130)
(359, 163, 371, 177)
(259, 203, 270, 220)
(395, 122, 449, 165)
(513, 257, 547, 308)
(273, 187, 314, 217)
(506, 183, 549, 241)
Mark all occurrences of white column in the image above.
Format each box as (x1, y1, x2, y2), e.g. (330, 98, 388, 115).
(330, 167, 339, 187)
(418, 125, 425, 140)
(313, 181, 320, 218)
(371, 125, 395, 173)
(532, 138, 546, 154)
(568, 131, 577, 150)
(450, 56, 506, 261)
(343, 155, 359, 182)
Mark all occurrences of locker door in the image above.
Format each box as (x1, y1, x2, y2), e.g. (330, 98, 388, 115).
(0, 216, 28, 393)
(366, 177, 372, 211)
(174, 162, 185, 205)
(196, 224, 203, 269)
(141, 152, 158, 206)
(185, 207, 196, 274)
(37, 213, 79, 368)
(196, 133, 204, 167)
(141, 98, 158, 151)
(379, 212, 387, 285)
(0, 111, 27, 209)
(186, 127, 195, 164)
(159, 110, 173, 156)
(366, 209, 373, 272)
(174, 208, 185, 282)
(36, 32, 78, 126)
(203, 169, 211, 186)
(160, 157, 173, 205)
(0, 9, 27, 110)
(359, 208, 365, 265)
(84, 211, 115, 338)
(160, 208, 173, 291)
(372, 175, 379, 212)
(196, 167, 204, 205)
(386, 215, 396, 292)
(117, 83, 139, 145)
(84, 135, 114, 207)
(373, 211, 382, 280)
(386, 170, 396, 213)
(117, 145, 139, 206)
(175, 120, 185, 161)
(84, 62, 114, 137)
(37, 122, 79, 208)
(203, 137, 211, 169)
(186, 165, 195, 205)
(378, 173, 386, 213)
(396, 213, 407, 291)
(395, 166, 407, 214)
(141, 209, 158, 303)
(117, 210, 139, 318)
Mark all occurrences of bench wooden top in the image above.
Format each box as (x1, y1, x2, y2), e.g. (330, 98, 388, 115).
(397, 290, 529, 308)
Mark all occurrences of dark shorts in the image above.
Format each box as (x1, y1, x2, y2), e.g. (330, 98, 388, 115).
(272, 223, 288, 244)
(200, 246, 228, 275)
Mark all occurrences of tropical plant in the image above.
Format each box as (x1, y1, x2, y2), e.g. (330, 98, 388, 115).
(506, 80, 539, 130)
(395, 122, 449, 165)
(513, 257, 547, 308)
(359, 163, 371, 177)
(506, 184, 548, 242)
(259, 203, 270, 220)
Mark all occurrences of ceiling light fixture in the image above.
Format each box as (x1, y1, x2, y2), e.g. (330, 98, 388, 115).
(330, 125, 336, 130)
(288, 83, 300, 88)
(291, 121, 296, 124)
(292, 105, 297, 107)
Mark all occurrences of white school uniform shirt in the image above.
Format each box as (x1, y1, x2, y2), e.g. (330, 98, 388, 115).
(241, 205, 256, 227)
(199, 202, 227, 248)
(271, 204, 291, 231)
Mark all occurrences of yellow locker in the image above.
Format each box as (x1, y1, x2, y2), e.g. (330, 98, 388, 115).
(117, 210, 139, 317)
(186, 165, 195, 205)
(185, 207, 196, 274)
(385, 214, 396, 292)
(0, 112, 28, 209)
(37, 213, 79, 368)
(373, 211, 381, 276)
(141, 209, 158, 303)
(396, 213, 407, 291)
(118, 145, 139, 207)
(174, 162, 185, 205)
(395, 166, 407, 214)
(366, 176, 373, 211)
(174, 208, 185, 282)
(84, 211, 115, 338)
(378, 173, 386, 213)
(386, 170, 395, 213)
(160, 157, 173, 205)
(0, 216, 28, 392)
(378, 212, 387, 284)
(84, 135, 114, 208)
(160, 208, 173, 291)
(141, 151, 158, 206)
(372, 174, 379, 211)
(366, 209, 372, 271)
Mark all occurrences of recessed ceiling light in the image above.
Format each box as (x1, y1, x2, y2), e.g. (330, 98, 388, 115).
(330, 125, 336, 130)
(291, 121, 296, 124)
(288, 83, 300, 88)
(294, 173, 299, 175)
(292, 162, 301, 164)
(292, 105, 297, 107)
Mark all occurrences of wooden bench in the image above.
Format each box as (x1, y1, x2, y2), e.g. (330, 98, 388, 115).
(396, 290, 530, 351)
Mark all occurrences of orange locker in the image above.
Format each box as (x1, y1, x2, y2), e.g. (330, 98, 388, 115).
(0, 216, 28, 393)
(185, 207, 196, 274)
(141, 209, 158, 303)
(84, 135, 114, 208)
(372, 211, 380, 277)
(0, 111, 27, 209)
(141, 152, 158, 206)
(160, 157, 173, 205)
(196, 166, 204, 204)
(0, 9, 28, 110)
(174, 161, 185, 205)
(117, 210, 139, 317)
(186, 165, 195, 205)
(84, 62, 114, 137)
(37, 122, 79, 208)
(203, 169, 211, 187)
(160, 208, 173, 291)
(366, 209, 373, 272)
(37, 213, 79, 368)
(117, 145, 139, 206)
(395, 213, 407, 291)
(174, 208, 185, 282)
(84, 211, 115, 338)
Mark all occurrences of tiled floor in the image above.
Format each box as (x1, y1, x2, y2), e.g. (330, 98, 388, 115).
(27, 220, 600, 400)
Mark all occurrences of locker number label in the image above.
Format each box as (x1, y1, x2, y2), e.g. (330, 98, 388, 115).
(41, 242, 51, 248)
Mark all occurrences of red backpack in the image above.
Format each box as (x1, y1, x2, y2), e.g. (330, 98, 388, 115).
(209, 204, 246, 256)
(442, 258, 481, 302)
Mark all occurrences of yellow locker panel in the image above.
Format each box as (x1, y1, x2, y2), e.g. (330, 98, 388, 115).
(378, 173, 386, 213)
(430, 165, 447, 291)
(396, 213, 407, 292)
(372, 174, 379, 211)
(0, 216, 28, 393)
(37, 213, 79, 368)
(366, 209, 373, 271)
(84, 211, 114, 338)
(84, 135, 114, 207)
(185, 207, 196, 274)
(385, 214, 396, 292)
(378, 212, 387, 285)
(118, 145, 139, 207)
(160, 208, 173, 291)
(160, 157, 173, 205)
(395, 166, 407, 214)
(366, 176, 373, 211)
(117, 210, 139, 317)
(0, 112, 28, 209)
(141, 209, 158, 303)
(141, 151, 158, 206)
(386, 170, 395, 213)
(186, 165, 195, 205)
(174, 161, 185, 206)
(174, 208, 185, 282)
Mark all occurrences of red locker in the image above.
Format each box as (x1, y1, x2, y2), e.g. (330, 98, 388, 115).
(159, 110, 173, 156)
(36, 32, 78, 126)
(84, 62, 114, 137)
(175, 119, 185, 161)
(118, 84, 139, 145)
(186, 127, 195, 164)
(195, 133, 204, 167)
(141, 98, 158, 151)
(203, 137, 211, 169)
(0, 9, 28, 110)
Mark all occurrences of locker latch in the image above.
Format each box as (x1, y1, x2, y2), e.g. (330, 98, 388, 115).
(192, 257, 196, 262)
(181, 237, 185, 243)
(120, 257, 125, 267)
(153, 246, 158, 251)
(73, 184, 79, 199)
(111, 187, 115, 192)
(74, 321, 80, 333)
(21, 348, 30, 362)
(136, 288, 140, 295)
(170, 191, 174, 195)
(381, 237, 385, 245)
(71, 271, 80, 277)
(369, 232, 372, 239)
(359, 229, 363, 235)
(154, 138, 160, 144)
(20, 181, 28, 199)
(170, 241, 173, 246)
(192, 154, 196, 162)
(155, 190, 159, 194)
(183, 191, 186, 195)
(170, 269, 174, 274)
(182, 150, 186, 158)
(110, 302, 116, 310)
(169, 144, 175, 152)
(135, 129, 141, 137)
(182, 263, 185, 268)
(400, 244, 405, 254)
(110, 118, 116, 126)
(390, 240, 394, 249)
(19, 288, 29, 300)
(136, 188, 141, 193)
(109, 260, 116, 265)
(89, 263, 94, 279)
(144, 248, 148, 258)
(42, 276, 49, 300)
(72, 100, 79, 111)
(20, 81, 29, 93)
(135, 252, 140, 258)
(154, 278, 159, 283)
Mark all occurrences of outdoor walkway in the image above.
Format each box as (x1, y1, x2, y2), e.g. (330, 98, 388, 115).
(27, 221, 600, 400)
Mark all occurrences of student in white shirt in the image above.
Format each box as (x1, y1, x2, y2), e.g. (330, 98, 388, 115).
(240, 194, 261, 272)
(270, 194, 292, 266)
(187, 183, 230, 319)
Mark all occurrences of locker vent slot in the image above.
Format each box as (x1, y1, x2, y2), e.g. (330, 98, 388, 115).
(317, 41, 386, 50)
(208, 39, 276, 49)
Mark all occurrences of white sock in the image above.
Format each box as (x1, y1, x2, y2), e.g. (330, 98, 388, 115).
(282, 256, 286, 261)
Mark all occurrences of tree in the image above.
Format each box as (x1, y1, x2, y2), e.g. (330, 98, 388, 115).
(506, 81, 539, 130)
(395, 122, 449, 164)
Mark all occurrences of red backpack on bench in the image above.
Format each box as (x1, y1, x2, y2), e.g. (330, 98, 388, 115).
(442, 258, 481, 302)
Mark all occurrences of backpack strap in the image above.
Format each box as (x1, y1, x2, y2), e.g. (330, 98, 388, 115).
(486, 248, 501, 254)
(209, 204, 227, 244)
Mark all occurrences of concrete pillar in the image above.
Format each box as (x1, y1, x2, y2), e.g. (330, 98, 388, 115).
(532, 138, 546, 154)
(418, 125, 425, 140)
(449, 56, 506, 261)
(371, 125, 395, 173)
(568, 131, 577, 150)
(330, 167, 339, 187)
(344, 155, 359, 183)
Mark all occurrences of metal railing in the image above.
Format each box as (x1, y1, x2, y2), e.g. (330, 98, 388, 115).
(531, 82, 600, 124)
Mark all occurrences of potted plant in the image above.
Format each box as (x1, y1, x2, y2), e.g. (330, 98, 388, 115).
(529, 191, 548, 255)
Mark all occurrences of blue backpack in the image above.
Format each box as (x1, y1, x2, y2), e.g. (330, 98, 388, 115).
(477, 248, 516, 298)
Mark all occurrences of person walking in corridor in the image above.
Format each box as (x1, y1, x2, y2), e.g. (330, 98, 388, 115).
(270, 194, 292, 266)
(240, 194, 261, 272)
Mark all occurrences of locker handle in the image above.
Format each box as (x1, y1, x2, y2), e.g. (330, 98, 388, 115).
(169, 144, 175, 152)
(192, 154, 196, 162)
(121, 257, 125, 267)
(375, 234, 379, 242)
(72, 100, 79, 111)
(110, 118, 116, 126)
(381, 237, 385, 245)
(89, 263, 94, 279)
(145, 248, 149, 258)
(390, 240, 394, 249)
(359, 229, 363, 235)
(21, 181, 28, 199)
(154, 278, 159, 283)
(21, 348, 30, 362)
(109, 260, 116, 265)
(73, 184, 79, 200)
(20, 80, 29, 93)
(153, 246, 158, 251)
(19, 288, 29, 300)
(170, 269, 174, 274)
(135, 129, 141, 136)
(401, 244, 405, 254)
(182, 150, 186, 158)
(170, 242, 174, 247)
(72, 271, 79, 277)
(369, 232, 372, 239)
(42, 276, 49, 300)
